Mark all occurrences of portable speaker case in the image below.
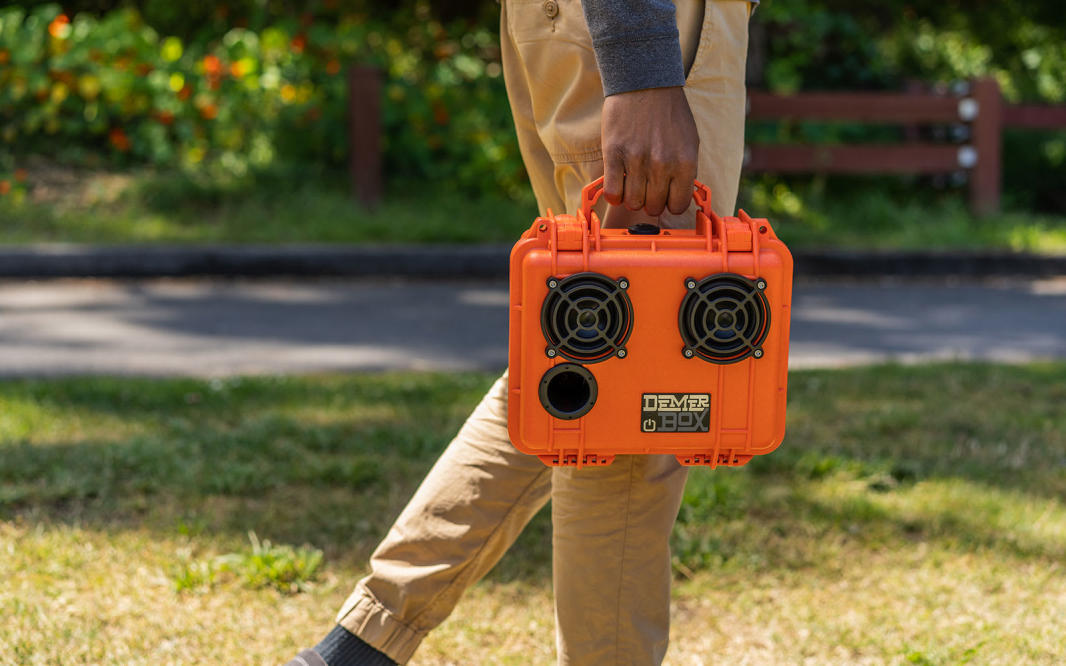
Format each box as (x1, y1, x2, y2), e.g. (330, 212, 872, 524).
(508, 178, 793, 468)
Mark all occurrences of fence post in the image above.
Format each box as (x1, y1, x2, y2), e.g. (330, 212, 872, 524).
(970, 77, 1002, 216)
(348, 65, 383, 208)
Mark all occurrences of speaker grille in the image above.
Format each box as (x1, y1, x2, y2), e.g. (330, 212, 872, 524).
(679, 274, 770, 363)
(541, 273, 633, 363)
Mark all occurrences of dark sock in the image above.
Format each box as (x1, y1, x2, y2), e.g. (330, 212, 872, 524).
(314, 625, 397, 666)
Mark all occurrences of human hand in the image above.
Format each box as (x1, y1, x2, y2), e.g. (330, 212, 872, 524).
(601, 86, 699, 222)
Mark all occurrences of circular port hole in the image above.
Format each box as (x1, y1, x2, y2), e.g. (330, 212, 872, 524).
(539, 363, 597, 420)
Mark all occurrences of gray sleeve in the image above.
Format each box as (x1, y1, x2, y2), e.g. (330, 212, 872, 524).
(580, 0, 685, 96)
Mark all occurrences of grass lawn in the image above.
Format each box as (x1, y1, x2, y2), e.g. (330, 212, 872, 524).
(3, 164, 1066, 252)
(3, 364, 1066, 664)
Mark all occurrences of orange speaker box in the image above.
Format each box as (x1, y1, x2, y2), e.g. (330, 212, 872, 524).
(508, 178, 793, 468)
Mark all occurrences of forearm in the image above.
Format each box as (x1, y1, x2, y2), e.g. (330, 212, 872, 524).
(579, 0, 685, 96)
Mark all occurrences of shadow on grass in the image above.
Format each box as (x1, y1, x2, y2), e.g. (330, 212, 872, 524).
(2, 364, 1065, 582)
(0, 372, 553, 580)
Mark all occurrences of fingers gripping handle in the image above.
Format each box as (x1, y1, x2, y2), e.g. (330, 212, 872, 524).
(578, 176, 713, 225)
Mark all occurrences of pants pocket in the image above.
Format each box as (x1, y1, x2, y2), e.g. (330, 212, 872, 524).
(686, 0, 751, 85)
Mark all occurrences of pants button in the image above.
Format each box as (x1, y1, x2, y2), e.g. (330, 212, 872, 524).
(543, 0, 559, 19)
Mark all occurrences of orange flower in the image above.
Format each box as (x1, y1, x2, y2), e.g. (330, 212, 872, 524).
(199, 104, 218, 120)
(108, 128, 131, 152)
(177, 84, 192, 100)
(0, 49, 9, 65)
(154, 110, 175, 125)
(432, 102, 450, 126)
(48, 14, 70, 39)
(326, 59, 341, 75)
(13, 169, 27, 183)
(202, 55, 222, 76)
(229, 61, 245, 77)
(0, 180, 10, 196)
(291, 34, 307, 53)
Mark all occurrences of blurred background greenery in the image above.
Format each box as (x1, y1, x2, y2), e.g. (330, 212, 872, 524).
(0, 0, 1063, 245)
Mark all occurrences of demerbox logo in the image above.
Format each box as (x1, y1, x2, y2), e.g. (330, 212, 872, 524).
(640, 393, 711, 433)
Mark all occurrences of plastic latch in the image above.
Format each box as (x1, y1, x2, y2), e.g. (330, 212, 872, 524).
(725, 219, 752, 252)
(554, 215, 584, 251)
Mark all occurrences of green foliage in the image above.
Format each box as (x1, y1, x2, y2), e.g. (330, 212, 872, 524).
(754, 0, 1066, 212)
(0, 4, 525, 197)
(171, 532, 323, 593)
(169, 553, 219, 592)
(2, 1, 1064, 211)
(15, 0, 501, 42)
(758, 0, 1066, 103)
(757, 0, 895, 92)
(217, 532, 324, 593)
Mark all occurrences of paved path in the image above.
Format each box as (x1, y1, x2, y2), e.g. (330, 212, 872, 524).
(1, 278, 1064, 376)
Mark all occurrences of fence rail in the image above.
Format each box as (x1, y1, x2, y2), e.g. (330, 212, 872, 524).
(744, 78, 1065, 216)
(344, 74, 1065, 215)
(747, 91, 964, 124)
(1003, 105, 1066, 129)
(744, 145, 967, 174)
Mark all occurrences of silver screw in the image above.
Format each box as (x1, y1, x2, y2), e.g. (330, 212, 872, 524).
(686, 280, 697, 290)
(683, 349, 695, 359)
(547, 348, 557, 358)
(618, 279, 629, 290)
(753, 349, 764, 359)
(756, 280, 767, 291)
(548, 279, 558, 289)
(617, 349, 627, 358)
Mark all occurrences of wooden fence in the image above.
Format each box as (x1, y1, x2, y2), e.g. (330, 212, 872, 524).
(347, 74, 1066, 215)
(745, 77, 1066, 215)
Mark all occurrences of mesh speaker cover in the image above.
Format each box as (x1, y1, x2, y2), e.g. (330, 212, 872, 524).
(541, 272, 633, 363)
(679, 273, 770, 363)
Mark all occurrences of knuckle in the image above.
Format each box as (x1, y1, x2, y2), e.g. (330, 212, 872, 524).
(626, 150, 647, 169)
(649, 158, 670, 176)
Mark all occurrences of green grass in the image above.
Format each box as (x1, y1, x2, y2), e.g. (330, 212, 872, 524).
(740, 177, 1066, 254)
(0, 167, 538, 245)
(3, 364, 1066, 663)
(3, 165, 1066, 252)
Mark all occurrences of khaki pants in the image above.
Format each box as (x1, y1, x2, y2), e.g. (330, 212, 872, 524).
(334, 2, 751, 664)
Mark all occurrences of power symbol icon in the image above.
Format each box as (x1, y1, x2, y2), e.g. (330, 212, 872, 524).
(642, 418, 657, 432)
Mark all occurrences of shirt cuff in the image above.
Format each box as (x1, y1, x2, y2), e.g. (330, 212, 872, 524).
(592, 33, 686, 96)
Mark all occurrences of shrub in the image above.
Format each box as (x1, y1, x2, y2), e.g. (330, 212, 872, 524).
(0, 4, 526, 197)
